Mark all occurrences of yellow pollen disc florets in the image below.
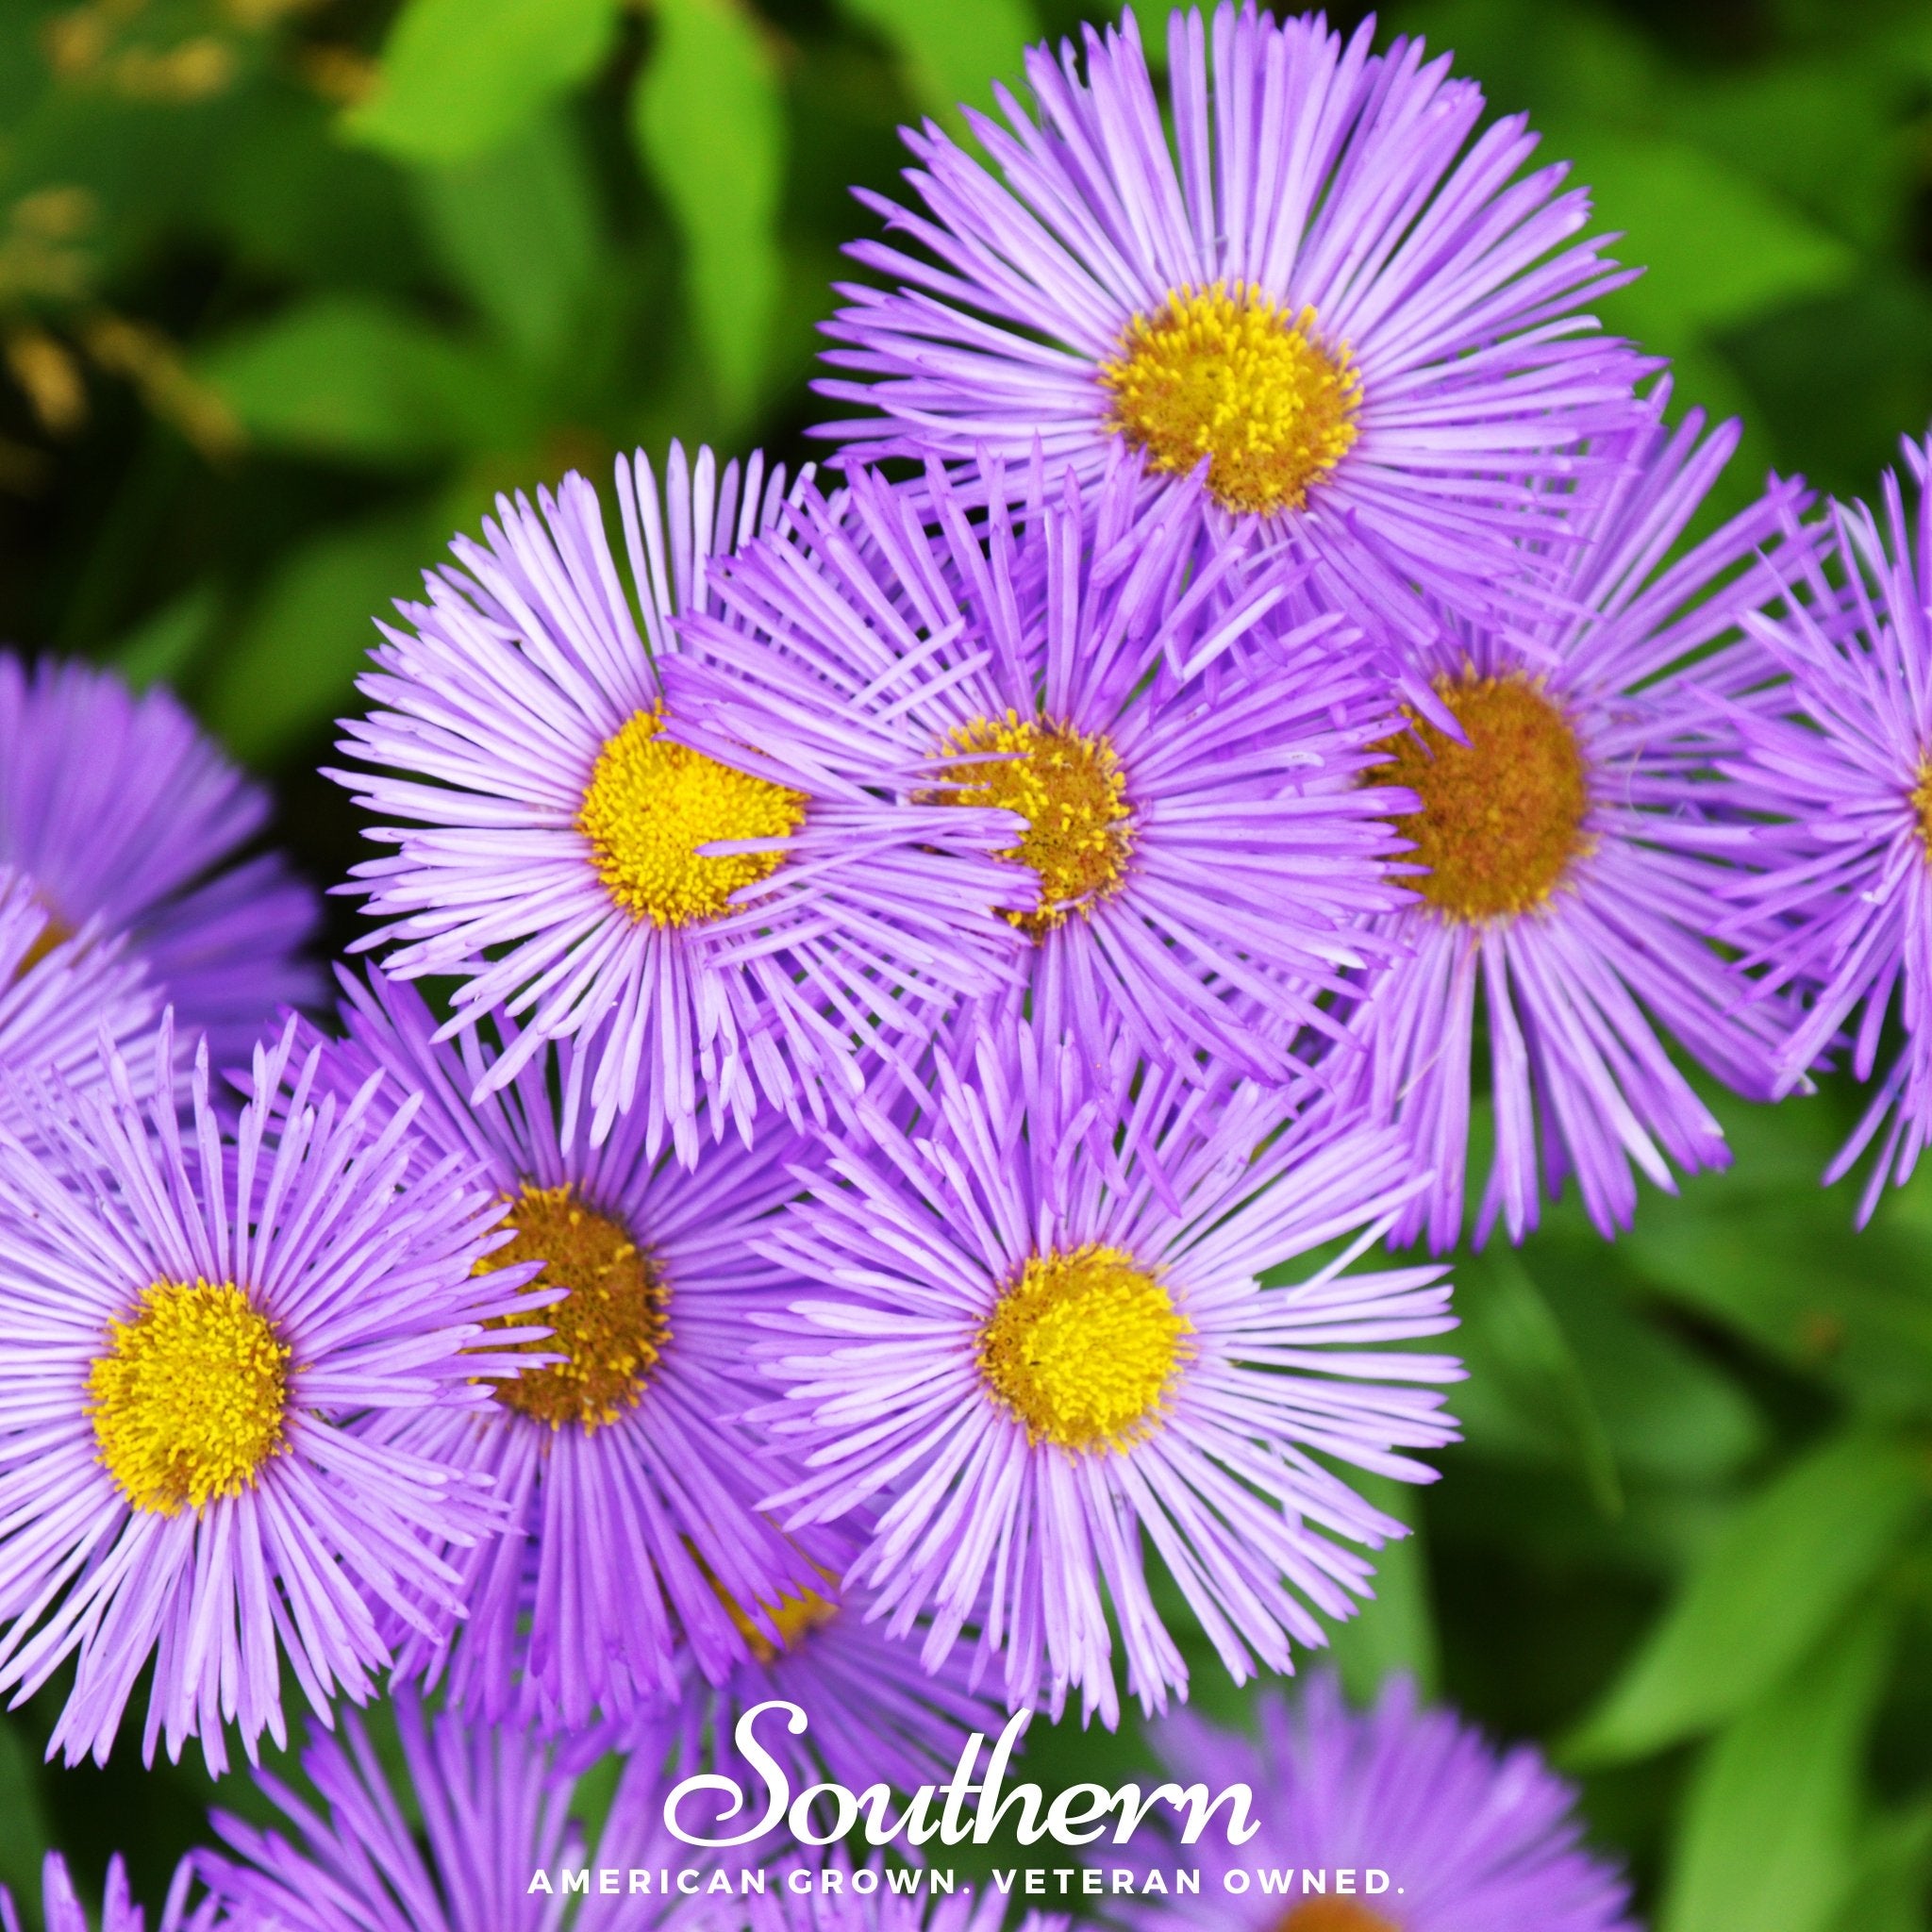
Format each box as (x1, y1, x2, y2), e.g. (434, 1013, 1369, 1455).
(486, 1183, 671, 1431)
(1277, 1903, 1400, 1932)
(937, 712, 1132, 936)
(16, 908, 73, 979)
(1909, 759, 1932, 858)
(723, 1584, 840, 1666)
(978, 1243, 1191, 1455)
(577, 706, 807, 928)
(1377, 674, 1591, 923)
(1101, 281, 1361, 517)
(88, 1279, 291, 1516)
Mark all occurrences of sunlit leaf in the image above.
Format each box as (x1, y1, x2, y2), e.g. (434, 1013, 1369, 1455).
(1563, 128, 1855, 344)
(415, 108, 599, 369)
(198, 297, 524, 466)
(1567, 1431, 1924, 1765)
(342, 0, 622, 167)
(1662, 1604, 1892, 1932)
(1825, 1801, 1932, 1932)
(632, 0, 784, 425)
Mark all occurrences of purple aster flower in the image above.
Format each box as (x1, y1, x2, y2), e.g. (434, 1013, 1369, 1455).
(0, 1015, 543, 1774)
(0, 865, 156, 1090)
(1124, 1674, 1635, 1932)
(1334, 394, 1809, 1251)
(752, 1019, 1461, 1729)
(314, 966, 819, 1732)
(186, 1693, 695, 1932)
(747, 1859, 1061, 1932)
(0, 655, 320, 1065)
(816, 5, 1649, 636)
(0, 1852, 207, 1932)
(657, 1528, 1005, 1794)
(330, 442, 1024, 1159)
(666, 453, 1409, 1085)
(1720, 437, 1932, 1221)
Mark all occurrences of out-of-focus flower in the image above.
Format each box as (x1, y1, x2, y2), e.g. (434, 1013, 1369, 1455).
(188, 1693, 696, 1932)
(0, 864, 155, 1091)
(0, 655, 318, 1065)
(1124, 1675, 1636, 1932)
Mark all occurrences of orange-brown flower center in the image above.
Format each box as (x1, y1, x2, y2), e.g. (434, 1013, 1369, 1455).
(1276, 1902, 1400, 1932)
(484, 1184, 670, 1431)
(1377, 674, 1591, 922)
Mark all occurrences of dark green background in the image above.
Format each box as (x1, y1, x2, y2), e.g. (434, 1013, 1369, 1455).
(4, 0, 1932, 1926)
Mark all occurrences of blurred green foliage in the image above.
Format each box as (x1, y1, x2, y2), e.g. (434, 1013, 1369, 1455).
(5, 0, 1932, 1928)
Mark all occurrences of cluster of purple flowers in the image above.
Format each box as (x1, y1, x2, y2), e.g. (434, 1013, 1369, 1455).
(11, 4, 1932, 1928)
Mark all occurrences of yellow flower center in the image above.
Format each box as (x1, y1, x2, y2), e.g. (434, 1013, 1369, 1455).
(1277, 1904, 1400, 1932)
(88, 1279, 291, 1516)
(722, 1584, 840, 1666)
(485, 1183, 671, 1431)
(1378, 674, 1591, 922)
(1101, 281, 1361, 516)
(937, 712, 1132, 936)
(1910, 759, 1932, 858)
(978, 1244, 1191, 1455)
(16, 907, 73, 978)
(577, 706, 806, 928)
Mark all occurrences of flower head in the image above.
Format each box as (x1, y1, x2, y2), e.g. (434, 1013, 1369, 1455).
(330, 442, 1024, 1160)
(745, 1859, 1062, 1932)
(0, 1015, 542, 1772)
(0, 864, 156, 1089)
(754, 1019, 1460, 1727)
(1722, 436, 1932, 1220)
(817, 5, 1649, 634)
(187, 1694, 692, 1932)
(0, 655, 319, 1065)
(667, 455, 1410, 1085)
(316, 967, 819, 1732)
(0, 1852, 203, 1932)
(659, 1532, 1004, 1794)
(1335, 394, 1809, 1250)
(1125, 1675, 1636, 1932)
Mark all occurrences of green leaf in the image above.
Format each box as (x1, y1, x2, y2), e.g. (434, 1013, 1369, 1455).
(1455, 1245, 1624, 1517)
(107, 585, 220, 693)
(1525, 1244, 1765, 1486)
(633, 0, 784, 425)
(415, 108, 599, 370)
(202, 512, 437, 764)
(1662, 1603, 1893, 1932)
(199, 297, 522, 466)
(1625, 1088, 1932, 1419)
(0, 1715, 50, 1907)
(1324, 1472, 1441, 1703)
(1567, 1431, 1925, 1766)
(1826, 1802, 1932, 1932)
(1559, 128, 1856, 346)
(341, 0, 622, 167)
(837, 0, 1037, 123)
